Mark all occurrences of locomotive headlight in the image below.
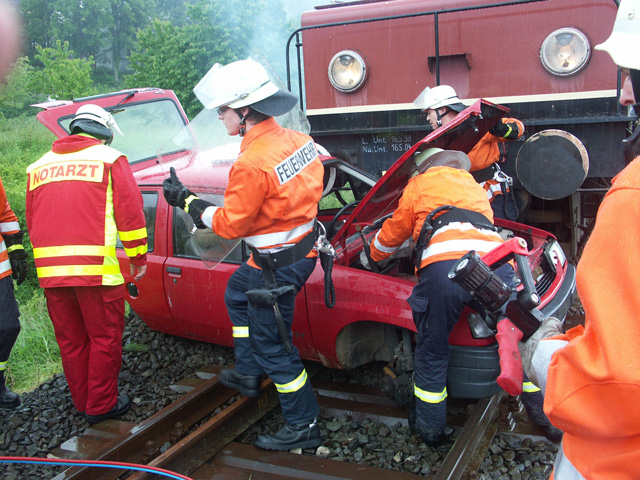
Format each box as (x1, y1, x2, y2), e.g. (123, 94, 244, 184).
(540, 27, 591, 76)
(328, 50, 367, 92)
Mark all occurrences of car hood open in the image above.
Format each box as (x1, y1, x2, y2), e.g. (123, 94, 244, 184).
(330, 99, 509, 248)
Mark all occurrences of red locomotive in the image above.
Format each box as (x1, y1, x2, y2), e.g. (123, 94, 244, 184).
(292, 0, 630, 255)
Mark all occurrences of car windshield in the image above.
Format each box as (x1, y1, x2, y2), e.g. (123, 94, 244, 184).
(59, 98, 188, 165)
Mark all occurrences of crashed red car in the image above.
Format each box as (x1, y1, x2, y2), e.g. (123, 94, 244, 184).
(34, 88, 576, 404)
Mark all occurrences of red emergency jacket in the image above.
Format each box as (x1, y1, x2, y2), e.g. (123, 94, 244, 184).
(369, 166, 503, 271)
(202, 118, 324, 267)
(469, 117, 524, 201)
(543, 156, 640, 480)
(0, 175, 21, 281)
(25, 135, 147, 288)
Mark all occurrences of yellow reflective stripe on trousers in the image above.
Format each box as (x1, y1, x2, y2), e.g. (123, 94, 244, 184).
(124, 244, 148, 256)
(0, 360, 7, 371)
(275, 369, 308, 394)
(33, 245, 116, 258)
(119, 227, 147, 242)
(233, 326, 249, 338)
(523, 381, 541, 393)
(6, 244, 24, 253)
(36, 264, 122, 278)
(414, 385, 448, 404)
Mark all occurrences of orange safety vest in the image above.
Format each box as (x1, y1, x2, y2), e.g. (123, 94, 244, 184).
(0, 175, 21, 281)
(544, 156, 640, 480)
(26, 136, 147, 288)
(369, 166, 503, 271)
(207, 118, 324, 266)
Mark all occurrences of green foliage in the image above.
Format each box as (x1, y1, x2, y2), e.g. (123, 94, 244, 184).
(6, 291, 61, 394)
(31, 40, 97, 100)
(0, 57, 36, 119)
(0, 115, 56, 302)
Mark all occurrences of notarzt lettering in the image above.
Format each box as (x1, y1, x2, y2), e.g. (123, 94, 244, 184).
(274, 140, 318, 185)
(29, 161, 104, 190)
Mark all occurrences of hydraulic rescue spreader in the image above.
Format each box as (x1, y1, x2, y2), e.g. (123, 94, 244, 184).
(448, 237, 545, 396)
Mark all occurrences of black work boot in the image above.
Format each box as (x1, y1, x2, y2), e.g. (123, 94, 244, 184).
(219, 368, 261, 397)
(520, 391, 563, 443)
(408, 408, 452, 448)
(0, 385, 20, 409)
(0, 370, 20, 409)
(254, 419, 322, 451)
(85, 393, 132, 425)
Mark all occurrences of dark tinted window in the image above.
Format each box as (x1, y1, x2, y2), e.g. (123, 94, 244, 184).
(116, 191, 156, 252)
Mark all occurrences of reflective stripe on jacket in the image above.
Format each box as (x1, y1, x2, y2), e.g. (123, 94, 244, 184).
(26, 136, 147, 288)
(542, 156, 640, 480)
(0, 175, 21, 280)
(207, 118, 324, 265)
(468, 117, 524, 172)
(369, 166, 503, 271)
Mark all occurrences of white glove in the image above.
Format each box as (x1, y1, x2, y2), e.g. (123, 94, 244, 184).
(360, 250, 372, 270)
(519, 316, 563, 387)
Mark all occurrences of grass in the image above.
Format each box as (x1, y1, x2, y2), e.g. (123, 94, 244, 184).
(6, 291, 61, 393)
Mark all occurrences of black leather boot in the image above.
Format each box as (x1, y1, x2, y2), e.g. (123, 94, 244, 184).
(254, 419, 322, 451)
(0, 385, 20, 409)
(408, 408, 452, 448)
(0, 370, 19, 409)
(85, 393, 132, 425)
(219, 368, 261, 397)
(520, 391, 563, 443)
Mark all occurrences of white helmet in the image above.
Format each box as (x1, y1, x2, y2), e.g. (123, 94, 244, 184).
(413, 85, 467, 113)
(595, 0, 640, 70)
(413, 147, 470, 176)
(193, 59, 298, 117)
(69, 104, 123, 144)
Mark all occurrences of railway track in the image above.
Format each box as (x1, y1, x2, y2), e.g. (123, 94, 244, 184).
(43, 365, 557, 480)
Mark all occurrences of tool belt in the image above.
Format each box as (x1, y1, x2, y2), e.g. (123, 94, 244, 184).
(249, 225, 317, 272)
(411, 206, 497, 270)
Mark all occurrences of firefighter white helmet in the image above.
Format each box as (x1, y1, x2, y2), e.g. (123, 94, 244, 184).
(193, 59, 298, 117)
(595, 0, 640, 70)
(413, 85, 467, 113)
(69, 104, 123, 144)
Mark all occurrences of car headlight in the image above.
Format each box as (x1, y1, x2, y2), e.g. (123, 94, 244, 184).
(544, 239, 567, 274)
(328, 50, 367, 92)
(540, 27, 591, 76)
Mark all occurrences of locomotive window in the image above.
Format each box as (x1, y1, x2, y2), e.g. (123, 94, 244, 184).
(116, 191, 156, 252)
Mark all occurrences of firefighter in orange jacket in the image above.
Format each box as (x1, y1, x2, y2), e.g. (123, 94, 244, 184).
(367, 148, 510, 447)
(413, 85, 524, 220)
(163, 59, 324, 451)
(25, 104, 147, 424)
(0, 175, 28, 409)
(520, 2, 640, 478)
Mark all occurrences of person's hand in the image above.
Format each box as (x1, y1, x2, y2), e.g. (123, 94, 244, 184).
(130, 264, 147, 281)
(4, 231, 28, 286)
(163, 167, 195, 209)
(489, 121, 510, 138)
(519, 316, 563, 386)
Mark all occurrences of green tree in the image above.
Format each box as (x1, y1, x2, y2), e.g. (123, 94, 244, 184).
(0, 58, 36, 117)
(31, 41, 96, 100)
(20, 0, 56, 60)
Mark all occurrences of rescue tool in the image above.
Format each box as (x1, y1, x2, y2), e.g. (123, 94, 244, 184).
(448, 237, 545, 396)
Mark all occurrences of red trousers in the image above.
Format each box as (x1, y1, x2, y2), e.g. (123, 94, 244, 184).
(45, 285, 125, 415)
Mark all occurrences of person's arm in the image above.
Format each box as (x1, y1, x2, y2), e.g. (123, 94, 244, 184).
(369, 181, 417, 262)
(542, 164, 640, 437)
(111, 157, 147, 280)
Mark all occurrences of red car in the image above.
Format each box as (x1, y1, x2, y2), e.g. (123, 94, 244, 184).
(34, 88, 576, 405)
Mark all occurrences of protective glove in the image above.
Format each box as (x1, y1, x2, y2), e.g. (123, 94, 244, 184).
(519, 316, 563, 387)
(162, 167, 213, 229)
(359, 250, 372, 270)
(489, 121, 511, 138)
(163, 167, 195, 209)
(4, 230, 29, 286)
